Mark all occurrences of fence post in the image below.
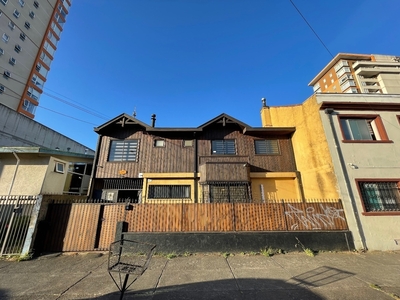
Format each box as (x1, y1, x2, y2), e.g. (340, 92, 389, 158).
(281, 200, 289, 231)
(115, 221, 128, 242)
(21, 195, 42, 257)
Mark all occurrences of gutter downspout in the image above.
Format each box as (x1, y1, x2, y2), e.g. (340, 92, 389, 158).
(1, 152, 21, 255)
(324, 108, 368, 250)
(193, 132, 198, 203)
(89, 134, 102, 199)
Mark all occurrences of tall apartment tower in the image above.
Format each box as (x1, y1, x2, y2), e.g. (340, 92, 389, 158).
(0, 0, 70, 118)
(309, 53, 400, 94)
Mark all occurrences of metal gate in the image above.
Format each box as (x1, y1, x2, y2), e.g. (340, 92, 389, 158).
(0, 196, 39, 256)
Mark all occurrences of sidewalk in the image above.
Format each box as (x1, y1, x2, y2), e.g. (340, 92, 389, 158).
(0, 250, 399, 299)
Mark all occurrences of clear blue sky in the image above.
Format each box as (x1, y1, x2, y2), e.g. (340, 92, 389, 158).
(34, 0, 400, 150)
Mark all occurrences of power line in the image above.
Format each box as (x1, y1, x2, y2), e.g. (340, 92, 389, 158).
(289, 0, 334, 58)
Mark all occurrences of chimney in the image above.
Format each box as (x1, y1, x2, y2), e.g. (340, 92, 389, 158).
(151, 114, 156, 127)
(260, 98, 272, 127)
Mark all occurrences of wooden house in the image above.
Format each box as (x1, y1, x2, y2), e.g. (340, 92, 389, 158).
(90, 113, 301, 203)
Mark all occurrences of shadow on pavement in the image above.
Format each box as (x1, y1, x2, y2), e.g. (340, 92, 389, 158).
(291, 266, 355, 287)
(81, 278, 324, 300)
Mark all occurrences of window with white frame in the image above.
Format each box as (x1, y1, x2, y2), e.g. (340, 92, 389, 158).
(9, 57, 16, 65)
(31, 74, 44, 88)
(1, 0, 8, 5)
(24, 21, 30, 29)
(0, 85, 5, 93)
(19, 0, 24, 7)
(148, 185, 191, 199)
(154, 139, 165, 147)
(40, 51, 52, 66)
(254, 139, 280, 155)
(358, 181, 400, 212)
(20, 32, 26, 41)
(211, 139, 236, 155)
(108, 139, 139, 162)
(27, 86, 40, 100)
(13, 9, 20, 18)
(8, 21, 15, 29)
(55, 161, 65, 173)
(22, 99, 37, 114)
(339, 116, 388, 141)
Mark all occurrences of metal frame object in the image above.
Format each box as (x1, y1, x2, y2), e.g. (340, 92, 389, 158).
(108, 239, 156, 299)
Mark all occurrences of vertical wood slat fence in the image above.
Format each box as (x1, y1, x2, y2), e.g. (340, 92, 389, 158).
(40, 200, 348, 252)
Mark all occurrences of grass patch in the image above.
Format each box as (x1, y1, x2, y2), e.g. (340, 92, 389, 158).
(222, 252, 231, 258)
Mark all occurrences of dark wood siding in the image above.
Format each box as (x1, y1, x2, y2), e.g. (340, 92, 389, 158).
(197, 124, 296, 172)
(96, 129, 195, 178)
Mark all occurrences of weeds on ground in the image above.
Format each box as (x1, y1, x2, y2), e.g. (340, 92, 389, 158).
(222, 252, 231, 258)
(183, 251, 192, 257)
(369, 283, 400, 299)
(165, 252, 177, 259)
(295, 237, 316, 257)
(260, 246, 276, 257)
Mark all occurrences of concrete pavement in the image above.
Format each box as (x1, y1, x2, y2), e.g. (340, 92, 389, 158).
(0, 250, 399, 299)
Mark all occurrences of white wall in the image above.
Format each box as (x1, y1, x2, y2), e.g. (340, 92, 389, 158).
(317, 94, 400, 250)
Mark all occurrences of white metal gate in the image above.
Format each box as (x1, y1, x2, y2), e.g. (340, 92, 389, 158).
(0, 195, 40, 256)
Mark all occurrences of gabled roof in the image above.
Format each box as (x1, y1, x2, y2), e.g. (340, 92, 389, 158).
(197, 113, 251, 130)
(94, 112, 295, 136)
(94, 113, 151, 133)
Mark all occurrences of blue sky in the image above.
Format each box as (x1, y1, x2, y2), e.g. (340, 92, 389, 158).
(34, 0, 400, 150)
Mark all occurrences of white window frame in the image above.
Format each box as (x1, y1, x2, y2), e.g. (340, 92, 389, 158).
(0, 85, 5, 93)
(55, 162, 65, 173)
(19, 0, 25, 7)
(8, 21, 15, 30)
(1, 0, 8, 5)
(13, 9, 20, 18)
(9, 57, 16, 65)
(154, 139, 165, 147)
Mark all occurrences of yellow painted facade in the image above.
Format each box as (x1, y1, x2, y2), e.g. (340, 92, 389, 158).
(140, 172, 302, 203)
(260, 95, 339, 199)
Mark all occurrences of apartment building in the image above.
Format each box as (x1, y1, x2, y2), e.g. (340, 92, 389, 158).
(309, 53, 400, 94)
(0, 0, 71, 118)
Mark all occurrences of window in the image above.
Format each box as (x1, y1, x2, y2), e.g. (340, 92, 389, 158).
(211, 140, 235, 155)
(1, 0, 8, 5)
(40, 51, 52, 66)
(43, 41, 55, 56)
(0, 85, 4, 93)
(3, 70, 10, 78)
(13, 9, 20, 18)
(204, 182, 250, 203)
(33, 1, 39, 8)
(9, 57, 16, 65)
(339, 116, 388, 141)
(109, 139, 139, 162)
(27, 87, 40, 100)
(48, 31, 58, 46)
(31, 74, 44, 88)
(183, 140, 193, 147)
(254, 139, 280, 155)
(55, 162, 65, 173)
(358, 181, 400, 212)
(8, 21, 15, 29)
(19, 0, 24, 7)
(0, 47, 3, 55)
(148, 185, 190, 199)
(22, 99, 36, 114)
(14, 44, 21, 53)
(29, 11, 35, 18)
(25, 21, 30, 29)
(20, 33, 25, 41)
(154, 139, 165, 147)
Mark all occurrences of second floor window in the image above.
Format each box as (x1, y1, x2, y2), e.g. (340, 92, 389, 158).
(339, 116, 388, 141)
(254, 139, 279, 155)
(211, 139, 235, 155)
(109, 139, 139, 162)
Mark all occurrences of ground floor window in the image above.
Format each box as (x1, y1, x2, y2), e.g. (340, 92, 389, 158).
(148, 185, 191, 199)
(357, 181, 400, 212)
(201, 182, 250, 203)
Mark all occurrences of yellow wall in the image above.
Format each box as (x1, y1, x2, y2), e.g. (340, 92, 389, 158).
(142, 173, 197, 203)
(250, 172, 300, 201)
(260, 95, 339, 199)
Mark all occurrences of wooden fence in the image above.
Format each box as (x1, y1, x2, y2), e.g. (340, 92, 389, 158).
(38, 200, 348, 252)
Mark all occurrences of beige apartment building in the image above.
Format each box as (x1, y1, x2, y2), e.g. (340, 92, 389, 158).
(0, 0, 71, 118)
(309, 53, 400, 94)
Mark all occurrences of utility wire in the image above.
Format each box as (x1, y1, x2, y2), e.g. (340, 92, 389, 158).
(289, 0, 334, 58)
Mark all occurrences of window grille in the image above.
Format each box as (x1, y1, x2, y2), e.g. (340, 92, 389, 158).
(148, 185, 191, 199)
(109, 140, 139, 162)
(358, 181, 400, 212)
